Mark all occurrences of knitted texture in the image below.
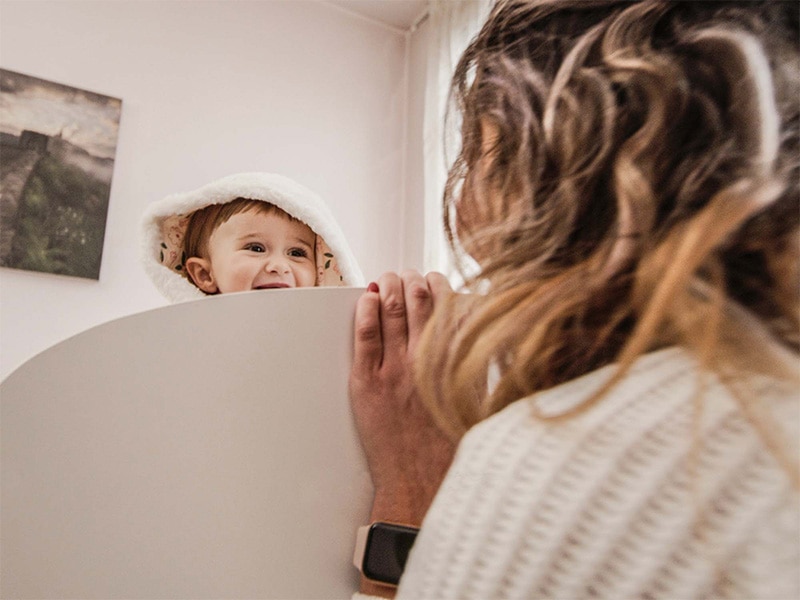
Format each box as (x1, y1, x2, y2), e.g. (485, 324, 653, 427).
(395, 348, 799, 599)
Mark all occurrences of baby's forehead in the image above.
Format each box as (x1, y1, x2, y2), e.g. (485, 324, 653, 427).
(284, 216, 316, 240)
(238, 205, 315, 238)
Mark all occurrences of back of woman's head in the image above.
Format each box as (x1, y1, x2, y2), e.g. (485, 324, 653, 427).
(420, 0, 799, 436)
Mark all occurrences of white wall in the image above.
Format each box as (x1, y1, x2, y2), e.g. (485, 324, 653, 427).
(0, 0, 410, 379)
(402, 15, 430, 272)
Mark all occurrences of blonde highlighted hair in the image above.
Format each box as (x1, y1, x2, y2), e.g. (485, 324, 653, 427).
(417, 0, 799, 450)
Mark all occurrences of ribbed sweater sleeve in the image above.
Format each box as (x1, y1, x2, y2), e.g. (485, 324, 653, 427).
(396, 348, 799, 599)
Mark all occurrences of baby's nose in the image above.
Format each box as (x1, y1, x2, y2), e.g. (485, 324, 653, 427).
(265, 255, 290, 273)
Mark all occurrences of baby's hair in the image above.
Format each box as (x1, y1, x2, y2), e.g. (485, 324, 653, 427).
(183, 198, 301, 261)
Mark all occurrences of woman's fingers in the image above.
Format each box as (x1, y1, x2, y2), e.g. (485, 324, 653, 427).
(377, 272, 409, 367)
(426, 271, 453, 303)
(402, 270, 434, 355)
(352, 285, 383, 374)
(353, 271, 452, 374)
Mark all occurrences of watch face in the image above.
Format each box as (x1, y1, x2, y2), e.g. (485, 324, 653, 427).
(363, 523, 418, 585)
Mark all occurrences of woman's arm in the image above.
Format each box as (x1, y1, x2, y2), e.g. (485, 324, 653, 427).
(349, 271, 457, 598)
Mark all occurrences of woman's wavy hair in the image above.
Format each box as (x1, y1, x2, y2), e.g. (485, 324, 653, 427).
(417, 0, 799, 451)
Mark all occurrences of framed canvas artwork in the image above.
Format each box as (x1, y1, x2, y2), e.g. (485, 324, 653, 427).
(0, 69, 122, 280)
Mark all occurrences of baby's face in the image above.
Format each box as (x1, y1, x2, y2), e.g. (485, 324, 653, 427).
(206, 209, 317, 292)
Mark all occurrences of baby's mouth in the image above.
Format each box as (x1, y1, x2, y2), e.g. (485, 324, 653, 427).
(254, 283, 291, 290)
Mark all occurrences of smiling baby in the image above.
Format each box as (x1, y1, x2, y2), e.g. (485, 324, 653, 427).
(141, 172, 364, 302)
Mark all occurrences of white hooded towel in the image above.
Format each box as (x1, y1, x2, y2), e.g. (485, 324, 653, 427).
(141, 172, 364, 303)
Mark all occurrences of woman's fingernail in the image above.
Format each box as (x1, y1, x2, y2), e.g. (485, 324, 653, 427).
(367, 282, 379, 293)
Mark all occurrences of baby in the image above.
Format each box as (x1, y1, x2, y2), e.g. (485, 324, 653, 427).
(141, 173, 364, 302)
(183, 198, 318, 293)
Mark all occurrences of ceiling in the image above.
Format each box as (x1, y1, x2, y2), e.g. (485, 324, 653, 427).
(324, 0, 428, 31)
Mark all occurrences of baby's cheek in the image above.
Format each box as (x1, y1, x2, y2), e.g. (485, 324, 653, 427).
(297, 265, 317, 288)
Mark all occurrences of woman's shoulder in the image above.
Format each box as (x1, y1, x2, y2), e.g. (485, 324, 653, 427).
(401, 347, 798, 599)
(456, 347, 799, 495)
(467, 346, 798, 446)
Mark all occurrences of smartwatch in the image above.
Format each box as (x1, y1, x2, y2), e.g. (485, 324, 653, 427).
(353, 522, 419, 586)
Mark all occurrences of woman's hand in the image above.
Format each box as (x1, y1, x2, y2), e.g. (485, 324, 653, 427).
(350, 271, 457, 528)
(350, 271, 457, 597)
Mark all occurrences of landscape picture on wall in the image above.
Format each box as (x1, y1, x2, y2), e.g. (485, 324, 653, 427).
(0, 69, 122, 280)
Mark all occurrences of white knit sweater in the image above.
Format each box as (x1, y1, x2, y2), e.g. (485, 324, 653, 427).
(361, 347, 800, 599)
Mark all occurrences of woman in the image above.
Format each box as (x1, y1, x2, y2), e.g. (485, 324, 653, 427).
(351, 1, 799, 598)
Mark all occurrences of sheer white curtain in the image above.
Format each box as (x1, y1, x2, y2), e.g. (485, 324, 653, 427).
(422, 0, 491, 281)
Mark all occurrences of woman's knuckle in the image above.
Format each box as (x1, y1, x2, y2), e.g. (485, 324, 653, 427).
(383, 295, 406, 319)
(408, 282, 431, 304)
(356, 322, 381, 343)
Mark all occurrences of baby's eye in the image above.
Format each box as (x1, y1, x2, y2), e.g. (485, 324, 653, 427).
(245, 243, 265, 253)
(288, 248, 309, 258)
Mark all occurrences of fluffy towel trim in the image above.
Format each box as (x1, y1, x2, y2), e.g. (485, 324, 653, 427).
(141, 172, 364, 303)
